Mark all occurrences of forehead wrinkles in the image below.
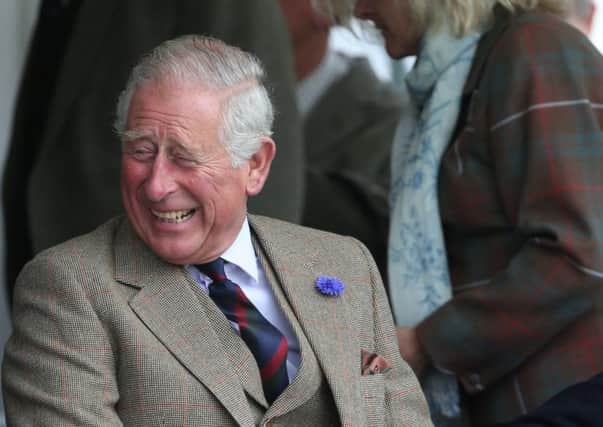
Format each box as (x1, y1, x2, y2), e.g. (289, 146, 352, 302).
(138, 108, 192, 129)
(128, 111, 194, 141)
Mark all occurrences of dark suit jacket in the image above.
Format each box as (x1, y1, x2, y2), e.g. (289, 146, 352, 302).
(415, 8, 603, 425)
(498, 373, 603, 427)
(3, 0, 303, 296)
(302, 57, 401, 279)
(2, 215, 431, 426)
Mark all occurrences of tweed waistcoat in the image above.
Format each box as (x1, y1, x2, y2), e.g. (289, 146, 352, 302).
(195, 236, 340, 426)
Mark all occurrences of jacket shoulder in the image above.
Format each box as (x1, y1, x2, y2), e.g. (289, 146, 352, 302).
(250, 214, 358, 243)
(248, 214, 373, 260)
(27, 217, 122, 269)
(492, 8, 598, 58)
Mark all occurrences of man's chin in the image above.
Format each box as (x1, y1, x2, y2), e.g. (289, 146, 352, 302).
(145, 240, 199, 266)
(385, 44, 406, 60)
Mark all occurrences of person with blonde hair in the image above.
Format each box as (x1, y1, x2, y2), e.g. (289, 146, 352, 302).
(314, 0, 603, 425)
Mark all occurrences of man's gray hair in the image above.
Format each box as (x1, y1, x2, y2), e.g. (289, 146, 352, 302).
(114, 35, 274, 167)
(313, 0, 568, 37)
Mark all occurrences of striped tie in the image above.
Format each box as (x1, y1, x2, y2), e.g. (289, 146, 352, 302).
(197, 258, 289, 404)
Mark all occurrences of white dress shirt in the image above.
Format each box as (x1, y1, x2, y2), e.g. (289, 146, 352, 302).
(186, 218, 301, 381)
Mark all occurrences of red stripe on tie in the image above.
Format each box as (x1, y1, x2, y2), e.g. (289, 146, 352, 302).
(235, 286, 249, 329)
(260, 336, 288, 380)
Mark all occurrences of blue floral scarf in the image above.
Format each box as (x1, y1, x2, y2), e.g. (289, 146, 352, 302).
(388, 24, 482, 425)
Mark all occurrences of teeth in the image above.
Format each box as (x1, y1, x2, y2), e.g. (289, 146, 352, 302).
(152, 209, 195, 223)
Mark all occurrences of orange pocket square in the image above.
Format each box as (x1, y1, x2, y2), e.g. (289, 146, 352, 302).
(361, 349, 392, 375)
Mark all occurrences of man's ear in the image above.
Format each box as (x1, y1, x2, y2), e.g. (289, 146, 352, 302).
(246, 137, 276, 196)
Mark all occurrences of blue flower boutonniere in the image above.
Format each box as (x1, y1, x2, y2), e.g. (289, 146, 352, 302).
(315, 275, 345, 297)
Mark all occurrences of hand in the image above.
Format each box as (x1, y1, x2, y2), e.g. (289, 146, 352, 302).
(396, 326, 428, 377)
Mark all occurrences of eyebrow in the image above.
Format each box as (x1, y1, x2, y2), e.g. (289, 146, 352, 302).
(119, 129, 209, 162)
(120, 128, 158, 142)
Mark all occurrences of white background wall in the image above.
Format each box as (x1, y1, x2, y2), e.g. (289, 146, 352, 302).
(0, 1, 602, 424)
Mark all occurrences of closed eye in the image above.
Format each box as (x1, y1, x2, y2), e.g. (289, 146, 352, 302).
(123, 140, 156, 162)
(169, 145, 205, 168)
(172, 154, 201, 168)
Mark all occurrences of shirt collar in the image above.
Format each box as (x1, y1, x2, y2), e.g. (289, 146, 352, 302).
(217, 217, 258, 282)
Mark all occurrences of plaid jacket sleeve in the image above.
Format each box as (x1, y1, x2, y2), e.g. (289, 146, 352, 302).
(417, 12, 603, 392)
(2, 251, 122, 425)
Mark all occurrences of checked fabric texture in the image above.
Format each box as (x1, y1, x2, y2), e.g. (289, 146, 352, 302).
(197, 258, 289, 404)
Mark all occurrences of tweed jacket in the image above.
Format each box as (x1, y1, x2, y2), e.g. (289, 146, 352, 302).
(415, 8, 603, 425)
(3, 0, 303, 294)
(2, 215, 431, 426)
(303, 57, 401, 279)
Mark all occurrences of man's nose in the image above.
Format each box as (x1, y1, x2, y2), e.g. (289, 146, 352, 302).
(144, 155, 177, 202)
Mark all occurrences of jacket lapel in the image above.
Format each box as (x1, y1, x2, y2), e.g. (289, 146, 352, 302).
(254, 243, 323, 418)
(249, 215, 365, 425)
(113, 219, 256, 426)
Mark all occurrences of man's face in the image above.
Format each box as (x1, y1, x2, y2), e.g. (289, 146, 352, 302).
(121, 80, 253, 265)
(354, 0, 420, 59)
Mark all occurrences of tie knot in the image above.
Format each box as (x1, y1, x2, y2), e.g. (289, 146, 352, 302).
(196, 258, 227, 282)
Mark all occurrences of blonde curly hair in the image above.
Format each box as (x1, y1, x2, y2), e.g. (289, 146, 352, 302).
(312, 0, 568, 36)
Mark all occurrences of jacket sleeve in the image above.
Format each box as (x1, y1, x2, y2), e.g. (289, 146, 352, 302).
(2, 255, 122, 426)
(416, 17, 603, 390)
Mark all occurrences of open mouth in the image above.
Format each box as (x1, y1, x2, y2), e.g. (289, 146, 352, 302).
(151, 209, 195, 223)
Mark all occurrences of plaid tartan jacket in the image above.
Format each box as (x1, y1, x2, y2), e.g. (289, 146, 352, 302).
(2, 215, 431, 426)
(415, 7, 603, 425)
